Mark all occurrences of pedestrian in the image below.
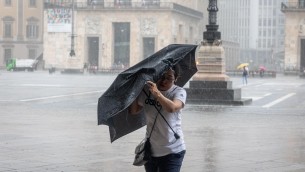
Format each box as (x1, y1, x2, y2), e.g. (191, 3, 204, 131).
(242, 66, 248, 85)
(259, 69, 264, 78)
(129, 65, 186, 172)
(83, 62, 88, 72)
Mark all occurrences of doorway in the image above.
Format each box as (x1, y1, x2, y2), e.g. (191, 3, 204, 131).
(113, 22, 130, 68)
(87, 37, 99, 67)
(143, 37, 155, 59)
(301, 39, 305, 72)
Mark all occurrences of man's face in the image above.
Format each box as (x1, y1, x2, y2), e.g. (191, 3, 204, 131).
(157, 69, 175, 91)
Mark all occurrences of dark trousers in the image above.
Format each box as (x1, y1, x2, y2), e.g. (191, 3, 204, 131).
(144, 150, 186, 172)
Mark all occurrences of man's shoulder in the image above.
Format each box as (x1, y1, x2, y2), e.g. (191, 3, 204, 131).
(173, 85, 186, 92)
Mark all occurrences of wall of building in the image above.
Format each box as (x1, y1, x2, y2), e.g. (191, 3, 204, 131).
(282, 0, 305, 73)
(284, 12, 305, 70)
(43, 2, 204, 71)
(217, 0, 287, 71)
(0, 0, 43, 69)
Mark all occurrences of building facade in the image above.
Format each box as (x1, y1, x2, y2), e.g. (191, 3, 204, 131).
(43, 0, 206, 71)
(0, 0, 44, 69)
(281, 0, 305, 75)
(222, 40, 240, 71)
(218, 0, 287, 72)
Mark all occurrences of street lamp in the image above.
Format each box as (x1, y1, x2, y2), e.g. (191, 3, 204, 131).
(203, 0, 221, 45)
(70, 0, 76, 57)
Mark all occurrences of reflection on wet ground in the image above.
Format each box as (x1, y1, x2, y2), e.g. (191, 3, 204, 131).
(181, 106, 305, 172)
(1, 72, 305, 171)
(185, 105, 231, 112)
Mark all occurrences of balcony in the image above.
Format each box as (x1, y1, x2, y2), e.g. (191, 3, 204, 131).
(281, 2, 305, 12)
(44, 1, 203, 19)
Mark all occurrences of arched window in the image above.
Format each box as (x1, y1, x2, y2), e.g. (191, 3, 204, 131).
(2, 16, 14, 38)
(26, 17, 39, 39)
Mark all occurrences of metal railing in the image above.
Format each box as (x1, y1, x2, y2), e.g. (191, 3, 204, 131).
(44, 1, 203, 19)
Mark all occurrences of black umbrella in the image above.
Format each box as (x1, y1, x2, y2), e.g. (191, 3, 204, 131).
(98, 44, 198, 142)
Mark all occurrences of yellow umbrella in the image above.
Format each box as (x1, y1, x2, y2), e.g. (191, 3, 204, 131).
(237, 63, 249, 69)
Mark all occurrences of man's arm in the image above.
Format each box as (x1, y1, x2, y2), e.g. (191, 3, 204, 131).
(128, 96, 143, 115)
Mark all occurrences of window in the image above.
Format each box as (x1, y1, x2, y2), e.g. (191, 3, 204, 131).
(259, 19, 262, 26)
(143, 37, 155, 59)
(88, 0, 104, 6)
(29, 0, 36, 7)
(115, 0, 131, 6)
(273, 9, 277, 15)
(280, 39, 284, 46)
(259, 29, 262, 36)
(26, 18, 39, 39)
(178, 24, 183, 43)
(5, 0, 11, 6)
(4, 23, 12, 38)
(3, 16, 14, 38)
(27, 25, 39, 39)
(141, 0, 160, 6)
(4, 49, 12, 64)
(299, 0, 305, 8)
(189, 26, 193, 43)
(113, 22, 130, 67)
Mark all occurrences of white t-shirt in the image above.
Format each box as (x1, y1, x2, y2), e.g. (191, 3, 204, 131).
(138, 85, 186, 157)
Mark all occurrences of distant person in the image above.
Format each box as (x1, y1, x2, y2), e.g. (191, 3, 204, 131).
(83, 63, 88, 72)
(242, 66, 249, 85)
(259, 69, 264, 78)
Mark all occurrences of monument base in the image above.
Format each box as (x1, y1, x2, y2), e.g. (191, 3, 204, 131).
(186, 80, 252, 105)
(192, 74, 229, 81)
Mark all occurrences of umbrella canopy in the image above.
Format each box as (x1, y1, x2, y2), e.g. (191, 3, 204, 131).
(259, 66, 266, 71)
(237, 63, 249, 69)
(98, 44, 198, 142)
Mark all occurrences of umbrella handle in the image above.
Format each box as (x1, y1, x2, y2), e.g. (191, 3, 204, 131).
(174, 133, 180, 140)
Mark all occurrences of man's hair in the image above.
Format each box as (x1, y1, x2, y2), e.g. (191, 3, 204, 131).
(171, 65, 180, 79)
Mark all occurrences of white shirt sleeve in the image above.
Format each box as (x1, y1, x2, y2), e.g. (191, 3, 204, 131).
(173, 87, 186, 106)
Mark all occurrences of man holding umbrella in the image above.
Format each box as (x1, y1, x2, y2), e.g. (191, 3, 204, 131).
(129, 65, 186, 172)
(98, 44, 197, 171)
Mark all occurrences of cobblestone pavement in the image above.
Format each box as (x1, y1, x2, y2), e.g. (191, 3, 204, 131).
(1, 71, 305, 172)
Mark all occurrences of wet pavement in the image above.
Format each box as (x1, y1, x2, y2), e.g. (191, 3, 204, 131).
(1, 71, 305, 172)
